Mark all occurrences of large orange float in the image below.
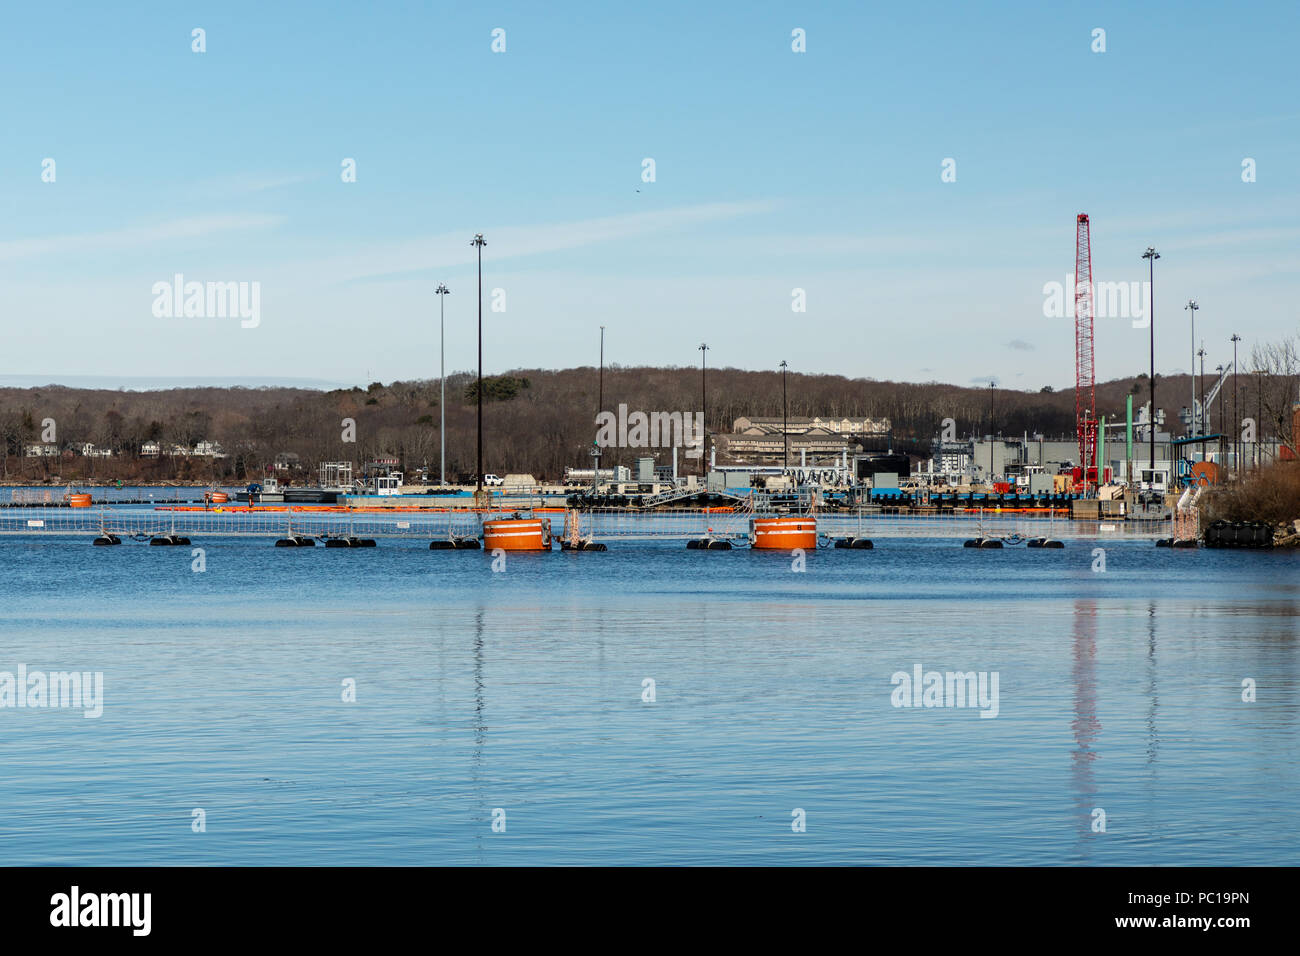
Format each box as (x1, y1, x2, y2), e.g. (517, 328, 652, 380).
(750, 516, 817, 550)
(482, 517, 552, 551)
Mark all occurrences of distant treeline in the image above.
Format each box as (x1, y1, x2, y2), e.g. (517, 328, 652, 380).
(1, 361, 1295, 483)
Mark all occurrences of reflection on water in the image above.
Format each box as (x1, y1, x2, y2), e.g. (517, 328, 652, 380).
(1071, 600, 1099, 856)
(472, 608, 485, 864)
(1145, 602, 1159, 768)
(0, 536, 1297, 865)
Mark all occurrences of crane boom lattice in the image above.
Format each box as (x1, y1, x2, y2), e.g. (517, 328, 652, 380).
(1074, 214, 1098, 489)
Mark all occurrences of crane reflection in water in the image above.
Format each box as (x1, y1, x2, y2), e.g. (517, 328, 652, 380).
(1071, 599, 1101, 856)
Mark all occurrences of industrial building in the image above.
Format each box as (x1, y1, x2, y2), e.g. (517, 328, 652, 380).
(922, 432, 1289, 493)
(720, 415, 891, 465)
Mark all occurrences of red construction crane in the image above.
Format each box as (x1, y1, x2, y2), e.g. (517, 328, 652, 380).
(1074, 214, 1097, 491)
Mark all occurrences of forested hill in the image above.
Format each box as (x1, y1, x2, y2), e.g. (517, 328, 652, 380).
(0, 367, 1265, 482)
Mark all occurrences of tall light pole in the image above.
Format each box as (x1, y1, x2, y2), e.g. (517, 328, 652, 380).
(1142, 247, 1160, 477)
(1231, 333, 1241, 475)
(471, 233, 486, 493)
(594, 326, 605, 493)
(698, 343, 710, 478)
(1197, 343, 1206, 462)
(1184, 300, 1198, 439)
(989, 380, 995, 485)
(435, 283, 449, 488)
(779, 360, 789, 470)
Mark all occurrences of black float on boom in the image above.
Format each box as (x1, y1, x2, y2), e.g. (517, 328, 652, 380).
(687, 538, 732, 550)
(429, 536, 481, 550)
(324, 536, 376, 548)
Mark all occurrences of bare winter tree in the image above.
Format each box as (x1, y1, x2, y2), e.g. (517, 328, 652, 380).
(1251, 336, 1300, 451)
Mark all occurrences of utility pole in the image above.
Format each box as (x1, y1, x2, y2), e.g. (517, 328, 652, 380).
(435, 283, 449, 487)
(779, 360, 789, 470)
(472, 233, 486, 493)
(698, 343, 710, 479)
(1142, 247, 1160, 477)
(1231, 333, 1242, 475)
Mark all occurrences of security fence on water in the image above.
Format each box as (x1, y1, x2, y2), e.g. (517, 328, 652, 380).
(0, 506, 1168, 542)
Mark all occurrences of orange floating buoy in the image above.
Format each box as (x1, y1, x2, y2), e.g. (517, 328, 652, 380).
(482, 517, 552, 551)
(67, 493, 93, 508)
(750, 516, 817, 550)
(209, 491, 230, 504)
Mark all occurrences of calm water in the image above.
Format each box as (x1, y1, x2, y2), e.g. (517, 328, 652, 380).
(0, 535, 1297, 865)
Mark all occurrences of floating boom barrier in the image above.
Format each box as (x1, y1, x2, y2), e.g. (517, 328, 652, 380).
(0, 506, 1170, 543)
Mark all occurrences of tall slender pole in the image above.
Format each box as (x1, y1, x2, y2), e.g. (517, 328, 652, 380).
(471, 234, 486, 492)
(989, 381, 995, 485)
(1231, 333, 1241, 475)
(779, 360, 788, 469)
(1185, 300, 1198, 438)
(1197, 344, 1206, 462)
(1125, 393, 1133, 484)
(435, 283, 449, 487)
(594, 326, 605, 493)
(1143, 248, 1160, 477)
(700, 344, 709, 477)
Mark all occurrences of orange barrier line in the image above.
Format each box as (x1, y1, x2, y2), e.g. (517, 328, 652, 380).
(153, 504, 564, 515)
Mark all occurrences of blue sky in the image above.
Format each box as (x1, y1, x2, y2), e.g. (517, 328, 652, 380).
(2, 1, 1297, 389)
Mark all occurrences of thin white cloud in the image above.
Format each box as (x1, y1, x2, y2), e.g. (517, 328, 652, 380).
(0, 214, 285, 262)
(710, 233, 946, 257)
(181, 172, 313, 197)
(1160, 227, 1300, 251)
(241, 174, 309, 193)
(314, 200, 779, 282)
